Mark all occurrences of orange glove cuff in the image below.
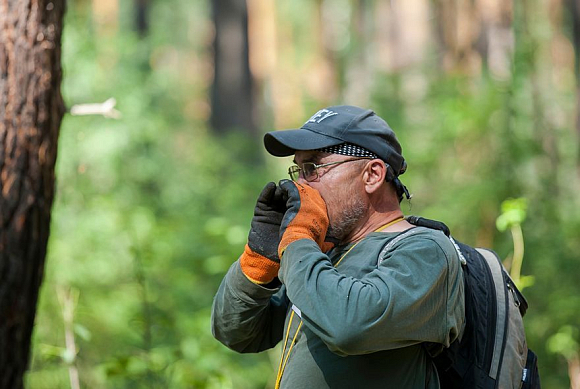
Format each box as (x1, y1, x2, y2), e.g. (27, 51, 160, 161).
(240, 244, 280, 285)
(279, 184, 329, 257)
(320, 241, 335, 253)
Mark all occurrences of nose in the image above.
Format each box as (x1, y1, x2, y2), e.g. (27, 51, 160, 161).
(296, 176, 308, 185)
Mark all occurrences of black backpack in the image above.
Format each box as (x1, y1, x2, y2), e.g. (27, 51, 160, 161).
(405, 216, 541, 389)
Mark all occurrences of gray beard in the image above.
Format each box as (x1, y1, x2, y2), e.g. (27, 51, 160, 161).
(326, 198, 367, 242)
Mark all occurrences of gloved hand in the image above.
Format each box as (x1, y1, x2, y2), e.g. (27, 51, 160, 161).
(240, 182, 286, 284)
(277, 180, 333, 257)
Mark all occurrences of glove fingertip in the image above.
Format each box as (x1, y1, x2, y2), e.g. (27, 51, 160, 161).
(278, 179, 295, 189)
(257, 181, 277, 202)
(273, 184, 286, 204)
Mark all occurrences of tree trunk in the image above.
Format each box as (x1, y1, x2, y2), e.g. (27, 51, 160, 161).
(0, 1, 65, 387)
(567, 0, 580, 176)
(135, 0, 150, 37)
(432, 0, 482, 74)
(568, 353, 580, 389)
(210, 0, 257, 136)
(343, 0, 374, 106)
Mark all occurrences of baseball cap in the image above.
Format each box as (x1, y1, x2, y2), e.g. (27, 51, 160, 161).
(264, 105, 407, 177)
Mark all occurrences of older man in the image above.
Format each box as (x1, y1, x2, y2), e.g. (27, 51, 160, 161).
(211, 105, 465, 388)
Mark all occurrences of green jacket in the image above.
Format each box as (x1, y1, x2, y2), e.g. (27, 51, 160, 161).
(212, 227, 465, 388)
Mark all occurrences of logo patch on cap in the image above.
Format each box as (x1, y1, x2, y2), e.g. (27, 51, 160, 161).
(305, 109, 338, 124)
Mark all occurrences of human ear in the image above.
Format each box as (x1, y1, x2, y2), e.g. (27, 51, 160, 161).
(362, 160, 386, 194)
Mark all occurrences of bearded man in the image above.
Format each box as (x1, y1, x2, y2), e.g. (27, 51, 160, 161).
(211, 105, 465, 388)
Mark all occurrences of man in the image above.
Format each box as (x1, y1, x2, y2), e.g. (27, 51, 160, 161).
(211, 105, 465, 388)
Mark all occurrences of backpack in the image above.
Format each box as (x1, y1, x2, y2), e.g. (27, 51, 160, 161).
(404, 216, 541, 389)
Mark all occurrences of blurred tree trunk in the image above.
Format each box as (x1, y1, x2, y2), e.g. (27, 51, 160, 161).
(135, 0, 150, 37)
(0, 1, 66, 388)
(210, 0, 257, 136)
(478, 0, 514, 80)
(432, 0, 482, 74)
(568, 0, 580, 175)
(343, 0, 374, 105)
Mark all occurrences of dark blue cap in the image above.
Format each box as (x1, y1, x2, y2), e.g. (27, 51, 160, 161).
(264, 105, 407, 176)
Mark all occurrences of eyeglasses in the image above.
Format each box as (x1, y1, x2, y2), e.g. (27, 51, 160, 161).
(288, 157, 373, 182)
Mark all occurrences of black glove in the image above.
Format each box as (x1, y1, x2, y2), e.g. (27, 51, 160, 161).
(247, 182, 286, 261)
(240, 182, 286, 284)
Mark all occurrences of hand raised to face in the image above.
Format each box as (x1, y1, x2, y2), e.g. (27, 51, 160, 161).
(277, 180, 333, 257)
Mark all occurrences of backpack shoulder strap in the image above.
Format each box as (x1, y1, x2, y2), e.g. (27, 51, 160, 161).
(476, 248, 509, 380)
(377, 227, 422, 266)
(477, 248, 532, 387)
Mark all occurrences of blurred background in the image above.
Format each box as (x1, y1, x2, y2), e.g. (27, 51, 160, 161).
(25, 0, 580, 388)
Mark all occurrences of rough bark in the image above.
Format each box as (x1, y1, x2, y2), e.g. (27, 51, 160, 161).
(210, 0, 257, 136)
(0, 1, 65, 387)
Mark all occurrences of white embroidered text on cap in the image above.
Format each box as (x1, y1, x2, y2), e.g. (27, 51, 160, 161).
(305, 109, 338, 124)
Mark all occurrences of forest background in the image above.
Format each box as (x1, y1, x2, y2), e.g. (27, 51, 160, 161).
(23, 0, 580, 388)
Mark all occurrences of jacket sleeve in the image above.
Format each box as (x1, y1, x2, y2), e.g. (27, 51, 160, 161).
(211, 260, 289, 353)
(278, 236, 464, 356)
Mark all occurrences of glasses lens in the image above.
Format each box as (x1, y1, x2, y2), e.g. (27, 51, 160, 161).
(288, 165, 301, 181)
(302, 163, 317, 181)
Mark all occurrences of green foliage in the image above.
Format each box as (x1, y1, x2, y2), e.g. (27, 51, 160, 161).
(548, 326, 580, 361)
(495, 198, 534, 290)
(496, 198, 528, 232)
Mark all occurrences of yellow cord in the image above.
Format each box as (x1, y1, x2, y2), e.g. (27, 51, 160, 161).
(275, 321, 303, 388)
(374, 216, 404, 232)
(275, 310, 295, 385)
(274, 216, 404, 386)
(333, 238, 363, 267)
(335, 217, 404, 267)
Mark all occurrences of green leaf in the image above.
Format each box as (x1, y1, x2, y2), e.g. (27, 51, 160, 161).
(496, 198, 528, 231)
(547, 326, 579, 360)
(74, 323, 92, 341)
(515, 275, 535, 291)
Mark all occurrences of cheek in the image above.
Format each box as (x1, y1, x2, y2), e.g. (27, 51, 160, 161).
(320, 189, 345, 223)
(312, 172, 364, 220)
(309, 185, 334, 216)
(317, 189, 332, 211)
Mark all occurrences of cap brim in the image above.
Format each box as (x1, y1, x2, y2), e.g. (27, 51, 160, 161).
(264, 129, 344, 157)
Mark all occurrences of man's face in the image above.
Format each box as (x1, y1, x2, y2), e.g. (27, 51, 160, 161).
(293, 150, 369, 242)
